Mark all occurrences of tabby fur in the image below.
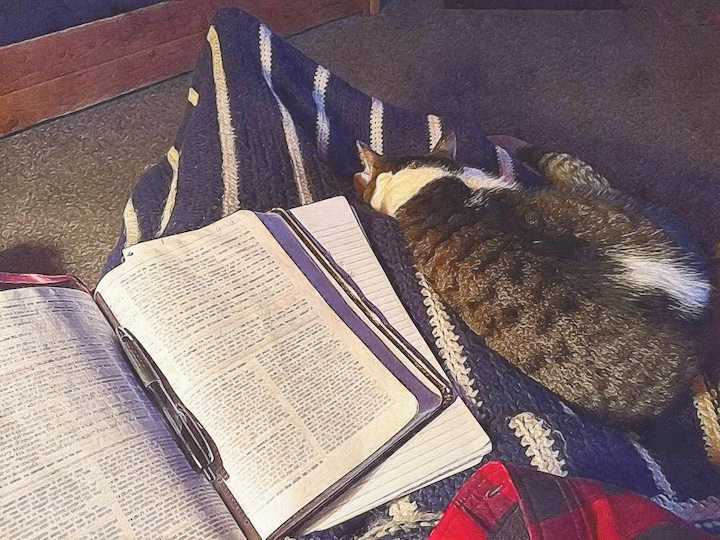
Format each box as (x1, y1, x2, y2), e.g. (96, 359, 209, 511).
(354, 133, 711, 427)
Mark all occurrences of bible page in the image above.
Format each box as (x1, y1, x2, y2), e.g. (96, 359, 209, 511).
(291, 197, 491, 532)
(0, 287, 244, 539)
(95, 211, 419, 540)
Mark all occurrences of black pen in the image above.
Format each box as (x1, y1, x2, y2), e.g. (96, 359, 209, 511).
(116, 326, 224, 483)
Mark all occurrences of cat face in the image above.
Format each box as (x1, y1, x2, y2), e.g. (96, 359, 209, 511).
(354, 132, 459, 217)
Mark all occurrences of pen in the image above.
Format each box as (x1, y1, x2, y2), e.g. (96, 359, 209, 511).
(116, 326, 225, 483)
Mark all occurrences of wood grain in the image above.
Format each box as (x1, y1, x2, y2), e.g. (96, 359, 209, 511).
(0, 33, 204, 135)
(0, 0, 375, 136)
(0, 0, 206, 96)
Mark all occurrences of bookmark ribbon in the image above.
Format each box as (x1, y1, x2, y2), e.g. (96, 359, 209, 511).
(0, 272, 90, 293)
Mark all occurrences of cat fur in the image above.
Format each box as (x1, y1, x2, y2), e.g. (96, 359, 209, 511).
(354, 133, 712, 427)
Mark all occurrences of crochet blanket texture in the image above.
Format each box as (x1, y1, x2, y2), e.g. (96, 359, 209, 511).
(105, 8, 720, 538)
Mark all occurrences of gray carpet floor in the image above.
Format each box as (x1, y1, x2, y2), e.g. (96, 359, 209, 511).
(1, 0, 718, 286)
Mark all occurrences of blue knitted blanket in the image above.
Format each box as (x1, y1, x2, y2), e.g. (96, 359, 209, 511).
(105, 8, 720, 538)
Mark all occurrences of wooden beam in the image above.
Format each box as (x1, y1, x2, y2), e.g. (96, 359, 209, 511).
(0, 0, 370, 137)
(0, 1, 206, 96)
(0, 33, 204, 135)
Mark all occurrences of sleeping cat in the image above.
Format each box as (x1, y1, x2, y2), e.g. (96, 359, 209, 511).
(354, 132, 712, 427)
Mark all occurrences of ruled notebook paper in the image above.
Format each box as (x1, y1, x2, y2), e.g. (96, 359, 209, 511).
(291, 197, 491, 533)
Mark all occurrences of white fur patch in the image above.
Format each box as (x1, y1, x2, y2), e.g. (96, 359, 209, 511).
(461, 167, 519, 192)
(369, 166, 448, 216)
(610, 252, 711, 315)
(370, 157, 519, 217)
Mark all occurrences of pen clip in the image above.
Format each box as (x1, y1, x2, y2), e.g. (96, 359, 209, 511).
(117, 326, 157, 385)
(116, 326, 226, 483)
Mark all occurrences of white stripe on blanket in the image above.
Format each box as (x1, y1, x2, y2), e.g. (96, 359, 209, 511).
(187, 87, 199, 107)
(313, 65, 331, 157)
(653, 494, 720, 523)
(629, 437, 676, 499)
(259, 24, 313, 205)
(370, 97, 384, 155)
(157, 146, 180, 237)
(427, 114, 442, 152)
(415, 271, 481, 408)
(509, 412, 568, 477)
(123, 197, 142, 248)
(207, 26, 240, 216)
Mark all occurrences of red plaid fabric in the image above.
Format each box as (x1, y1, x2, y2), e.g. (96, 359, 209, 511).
(429, 461, 713, 540)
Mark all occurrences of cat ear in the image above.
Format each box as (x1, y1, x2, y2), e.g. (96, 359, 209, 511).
(355, 141, 385, 172)
(431, 131, 457, 160)
(356, 141, 387, 174)
(355, 141, 386, 195)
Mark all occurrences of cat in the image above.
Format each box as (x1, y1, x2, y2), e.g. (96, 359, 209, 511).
(354, 132, 712, 427)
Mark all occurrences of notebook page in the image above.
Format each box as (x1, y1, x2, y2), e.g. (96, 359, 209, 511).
(291, 197, 490, 532)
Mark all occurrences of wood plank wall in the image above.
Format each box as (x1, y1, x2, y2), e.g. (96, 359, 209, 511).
(0, 0, 371, 137)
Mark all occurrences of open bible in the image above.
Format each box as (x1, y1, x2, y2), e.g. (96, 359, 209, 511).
(0, 196, 491, 540)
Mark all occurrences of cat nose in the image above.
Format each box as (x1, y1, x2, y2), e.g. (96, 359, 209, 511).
(354, 173, 368, 195)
